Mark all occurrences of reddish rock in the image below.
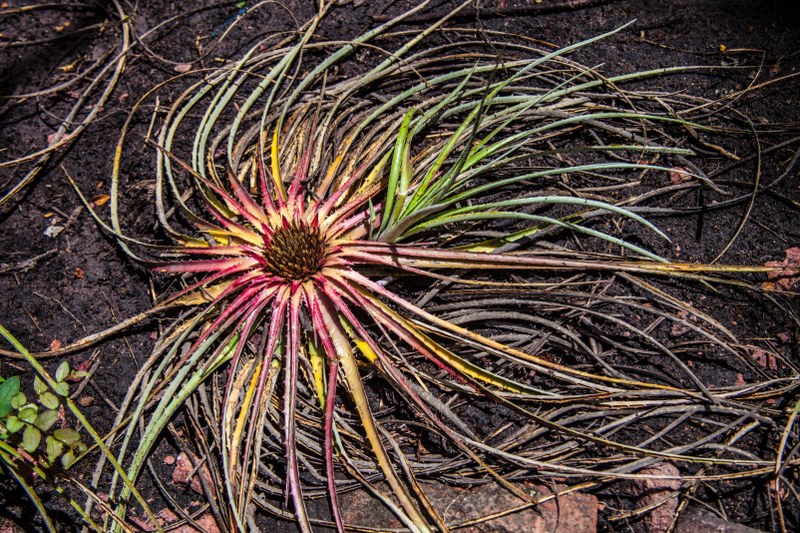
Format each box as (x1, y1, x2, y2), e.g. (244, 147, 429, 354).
(171, 451, 213, 495)
(743, 345, 778, 371)
(0, 518, 20, 533)
(675, 508, 764, 533)
(130, 508, 220, 533)
(762, 247, 800, 291)
(171, 514, 220, 533)
(339, 481, 597, 532)
(631, 462, 681, 533)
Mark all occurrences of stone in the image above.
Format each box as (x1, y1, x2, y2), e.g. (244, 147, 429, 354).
(339, 480, 597, 532)
(675, 507, 765, 533)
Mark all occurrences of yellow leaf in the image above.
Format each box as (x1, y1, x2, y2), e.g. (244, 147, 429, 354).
(353, 338, 378, 363)
(171, 282, 230, 306)
(307, 342, 327, 408)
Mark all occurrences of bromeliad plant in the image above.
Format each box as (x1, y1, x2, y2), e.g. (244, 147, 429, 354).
(85, 2, 799, 532)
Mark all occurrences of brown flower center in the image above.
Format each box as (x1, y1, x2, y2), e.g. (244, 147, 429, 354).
(264, 221, 326, 281)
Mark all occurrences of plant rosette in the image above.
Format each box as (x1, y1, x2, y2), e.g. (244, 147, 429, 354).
(83, 4, 798, 532)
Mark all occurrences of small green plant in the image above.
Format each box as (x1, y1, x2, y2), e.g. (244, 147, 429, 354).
(0, 326, 163, 532)
(0, 363, 88, 467)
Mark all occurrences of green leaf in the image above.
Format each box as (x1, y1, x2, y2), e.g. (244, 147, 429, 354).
(34, 410, 58, 432)
(55, 361, 70, 383)
(5, 415, 23, 433)
(18, 406, 38, 424)
(53, 428, 80, 446)
(46, 435, 63, 464)
(22, 425, 41, 453)
(61, 450, 76, 469)
(33, 375, 48, 395)
(380, 108, 415, 235)
(38, 391, 60, 410)
(0, 376, 20, 418)
(53, 382, 69, 397)
(74, 441, 88, 454)
(10, 392, 26, 410)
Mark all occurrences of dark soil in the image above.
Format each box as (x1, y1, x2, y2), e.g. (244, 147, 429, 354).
(1, 1, 799, 532)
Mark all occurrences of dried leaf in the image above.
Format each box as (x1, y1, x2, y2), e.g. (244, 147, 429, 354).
(90, 194, 110, 207)
(172, 451, 213, 494)
(668, 166, 692, 185)
(44, 223, 65, 238)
